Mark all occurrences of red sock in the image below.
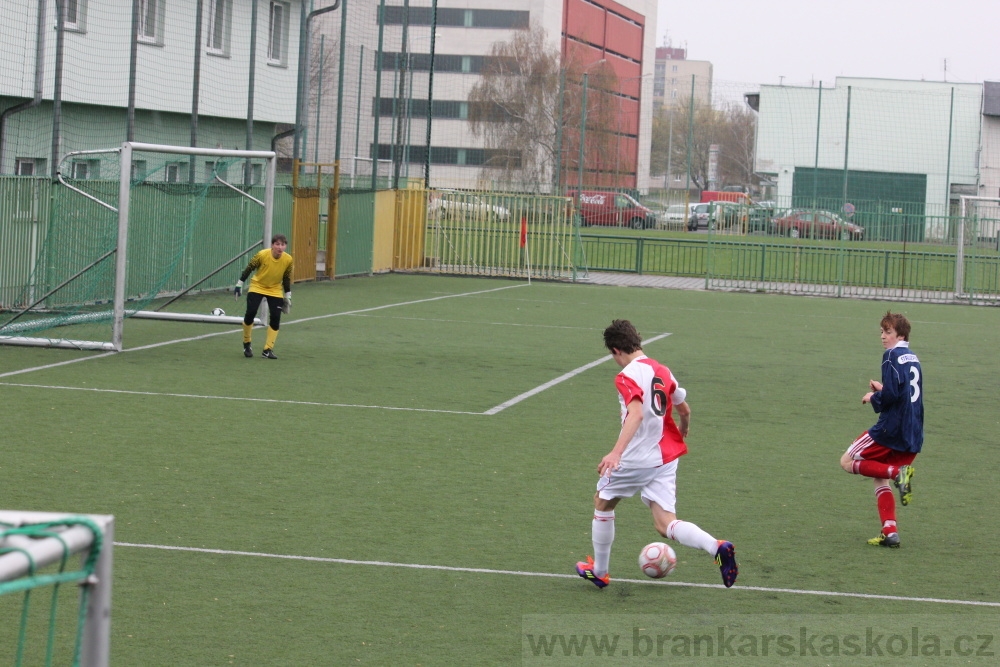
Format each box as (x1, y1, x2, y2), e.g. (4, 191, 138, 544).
(855, 461, 897, 480)
(875, 486, 896, 534)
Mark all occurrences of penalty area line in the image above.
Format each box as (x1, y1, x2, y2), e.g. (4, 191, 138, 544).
(114, 542, 1000, 608)
(0, 282, 529, 380)
(0, 382, 482, 415)
(483, 332, 672, 415)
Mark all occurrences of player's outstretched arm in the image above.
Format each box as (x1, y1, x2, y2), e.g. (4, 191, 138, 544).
(674, 401, 691, 438)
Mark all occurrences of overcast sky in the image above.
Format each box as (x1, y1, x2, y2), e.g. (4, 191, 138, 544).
(656, 0, 999, 87)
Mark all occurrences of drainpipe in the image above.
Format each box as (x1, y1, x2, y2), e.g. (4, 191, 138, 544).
(0, 0, 47, 174)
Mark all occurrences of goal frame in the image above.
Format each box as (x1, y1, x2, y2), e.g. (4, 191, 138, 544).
(956, 195, 1000, 300)
(0, 511, 114, 667)
(0, 142, 276, 352)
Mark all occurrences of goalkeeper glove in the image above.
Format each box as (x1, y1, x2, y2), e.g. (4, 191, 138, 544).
(234, 280, 243, 299)
(281, 292, 291, 314)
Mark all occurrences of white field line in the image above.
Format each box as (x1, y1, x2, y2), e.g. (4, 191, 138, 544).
(0, 383, 482, 414)
(0, 283, 529, 380)
(115, 542, 1000, 608)
(0, 329, 671, 415)
(482, 332, 671, 415)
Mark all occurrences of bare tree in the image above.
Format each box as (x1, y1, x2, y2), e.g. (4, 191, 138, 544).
(652, 98, 757, 192)
(468, 25, 619, 192)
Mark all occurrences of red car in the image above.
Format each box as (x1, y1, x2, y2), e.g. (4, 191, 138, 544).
(771, 209, 865, 240)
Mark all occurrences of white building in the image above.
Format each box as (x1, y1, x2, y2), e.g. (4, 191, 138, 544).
(0, 0, 301, 178)
(753, 77, 983, 239)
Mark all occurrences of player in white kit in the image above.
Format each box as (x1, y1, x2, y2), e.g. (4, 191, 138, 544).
(576, 319, 738, 589)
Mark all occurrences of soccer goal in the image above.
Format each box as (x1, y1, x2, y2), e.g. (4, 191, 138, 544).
(956, 196, 1000, 302)
(0, 511, 114, 667)
(0, 142, 277, 351)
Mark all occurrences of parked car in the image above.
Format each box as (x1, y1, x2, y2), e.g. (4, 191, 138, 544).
(429, 191, 510, 220)
(748, 201, 776, 233)
(771, 209, 865, 240)
(661, 204, 689, 228)
(575, 191, 657, 229)
(688, 203, 712, 231)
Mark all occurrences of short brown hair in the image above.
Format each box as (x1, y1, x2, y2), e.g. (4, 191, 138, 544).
(271, 234, 288, 245)
(880, 311, 911, 340)
(604, 319, 642, 353)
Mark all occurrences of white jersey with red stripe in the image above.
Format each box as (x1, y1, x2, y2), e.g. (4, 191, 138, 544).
(615, 355, 688, 469)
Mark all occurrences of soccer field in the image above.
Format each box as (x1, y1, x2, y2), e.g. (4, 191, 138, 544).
(2, 274, 998, 665)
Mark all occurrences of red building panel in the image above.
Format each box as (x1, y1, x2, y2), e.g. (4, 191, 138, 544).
(564, 0, 606, 45)
(562, 0, 646, 190)
(605, 13, 643, 62)
(606, 53, 641, 98)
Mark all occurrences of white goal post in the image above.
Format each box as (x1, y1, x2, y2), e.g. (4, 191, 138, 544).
(0, 511, 114, 667)
(956, 195, 1000, 299)
(0, 142, 277, 352)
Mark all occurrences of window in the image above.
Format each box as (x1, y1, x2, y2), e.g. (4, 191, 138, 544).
(268, 1, 289, 65)
(63, 0, 87, 32)
(138, 0, 164, 45)
(71, 160, 99, 179)
(15, 158, 42, 176)
(131, 160, 147, 181)
(672, 65, 678, 72)
(165, 163, 187, 183)
(249, 163, 263, 185)
(206, 0, 232, 56)
(381, 7, 528, 29)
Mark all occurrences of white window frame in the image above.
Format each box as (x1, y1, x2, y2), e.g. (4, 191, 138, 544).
(267, 1, 290, 66)
(15, 158, 39, 176)
(63, 0, 87, 32)
(206, 0, 232, 57)
(138, 0, 165, 46)
(165, 163, 184, 183)
(72, 160, 99, 180)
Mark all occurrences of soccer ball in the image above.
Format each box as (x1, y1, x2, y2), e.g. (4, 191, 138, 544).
(638, 542, 677, 578)
(211, 307, 226, 316)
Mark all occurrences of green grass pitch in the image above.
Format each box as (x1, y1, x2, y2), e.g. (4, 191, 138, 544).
(2, 274, 998, 665)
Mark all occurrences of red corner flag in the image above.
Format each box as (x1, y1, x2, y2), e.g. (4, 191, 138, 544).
(519, 216, 527, 248)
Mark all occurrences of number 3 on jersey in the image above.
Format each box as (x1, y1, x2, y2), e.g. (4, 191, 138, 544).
(909, 366, 921, 403)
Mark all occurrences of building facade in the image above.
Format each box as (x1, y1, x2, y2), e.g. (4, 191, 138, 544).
(754, 77, 983, 240)
(651, 46, 711, 112)
(313, 0, 657, 193)
(0, 0, 300, 179)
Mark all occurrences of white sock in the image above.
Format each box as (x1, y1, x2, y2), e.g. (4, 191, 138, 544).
(592, 510, 615, 576)
(667, 519, 718, 556)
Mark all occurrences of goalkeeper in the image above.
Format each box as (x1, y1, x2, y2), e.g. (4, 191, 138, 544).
(234, 234, 294, 359)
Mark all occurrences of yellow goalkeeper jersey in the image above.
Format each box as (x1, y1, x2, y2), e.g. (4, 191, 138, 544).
(244, 249, 294, 298)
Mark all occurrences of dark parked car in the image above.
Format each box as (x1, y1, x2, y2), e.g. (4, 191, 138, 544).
(771, 209, 865, 240)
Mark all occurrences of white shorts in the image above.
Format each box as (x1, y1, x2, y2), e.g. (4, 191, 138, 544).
(596, 460, 678, 513)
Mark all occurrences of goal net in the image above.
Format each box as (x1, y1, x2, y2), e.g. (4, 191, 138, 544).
(0, 511, 114, 667)
(957, 197, 1000, 301)
(0, 143, 276, 351)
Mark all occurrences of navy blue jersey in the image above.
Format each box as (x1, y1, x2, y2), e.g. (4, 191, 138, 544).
(868, 342, 924, 453)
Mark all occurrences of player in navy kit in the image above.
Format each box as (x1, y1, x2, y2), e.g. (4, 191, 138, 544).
(839, 311, 923, 548)
(575, 319, 738, 589)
